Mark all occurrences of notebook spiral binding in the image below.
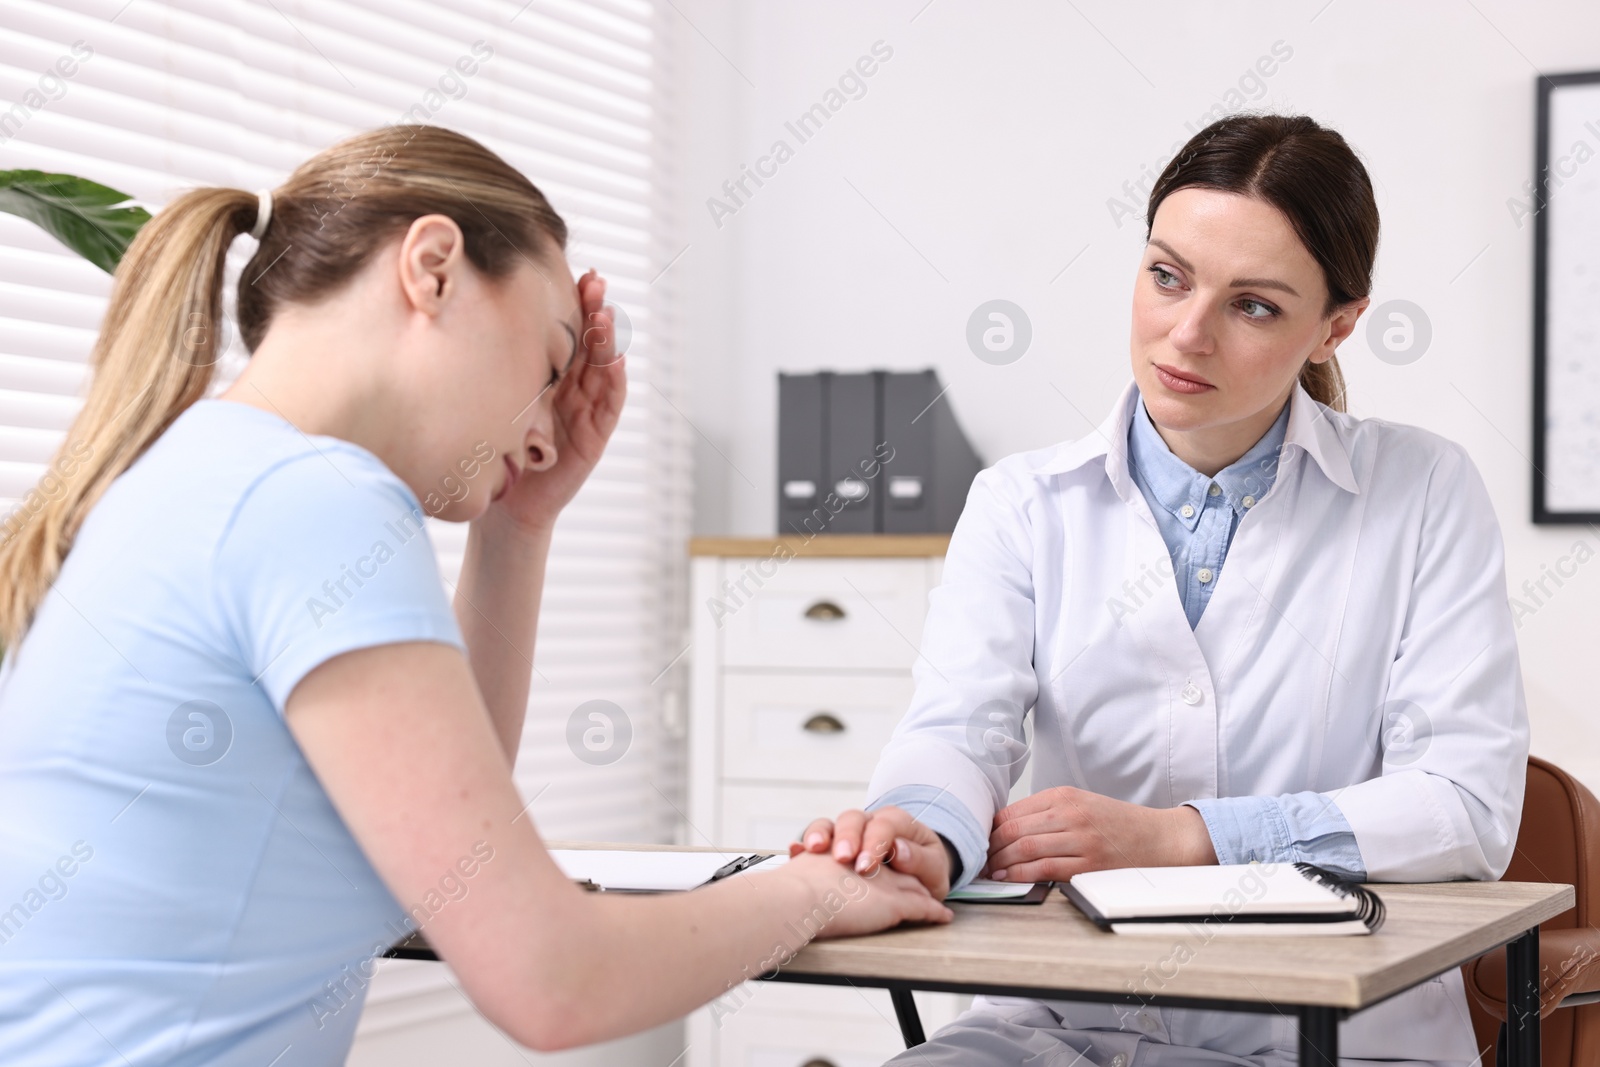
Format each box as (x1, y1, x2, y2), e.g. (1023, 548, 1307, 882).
(1293, 862, 1386, 932)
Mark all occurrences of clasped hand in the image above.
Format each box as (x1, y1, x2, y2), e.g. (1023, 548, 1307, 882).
(795, 787, 1217, 898)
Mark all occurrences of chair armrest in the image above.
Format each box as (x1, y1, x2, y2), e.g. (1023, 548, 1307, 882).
(1466, 929, 1600, 1021)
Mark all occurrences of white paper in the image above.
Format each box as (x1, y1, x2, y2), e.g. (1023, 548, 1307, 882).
(1108, 920, 1373, 937)
(1069, 864, 1355, 919)
(1544, 82, 1600, 512)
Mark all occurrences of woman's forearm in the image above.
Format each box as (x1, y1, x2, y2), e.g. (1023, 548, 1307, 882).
(505, 857, 928, 1049)
(537, 871, 816, 1047)
(453, 510, 552, 761)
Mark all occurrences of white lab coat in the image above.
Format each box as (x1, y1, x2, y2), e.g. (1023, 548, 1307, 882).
(867, 379, 1529, 1063)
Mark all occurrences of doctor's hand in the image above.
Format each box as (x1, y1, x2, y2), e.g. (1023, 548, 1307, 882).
(779, 851, 954, 940)
(789, 806, 953, 901)
(982, 787, 1218, 882)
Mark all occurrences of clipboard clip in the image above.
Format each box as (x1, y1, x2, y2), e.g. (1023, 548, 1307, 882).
(707, 854, 766, 882)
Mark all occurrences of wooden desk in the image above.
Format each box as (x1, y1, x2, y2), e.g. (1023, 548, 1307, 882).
(384, 847, 1572, 1066)
(770, 879, 1572, 1067)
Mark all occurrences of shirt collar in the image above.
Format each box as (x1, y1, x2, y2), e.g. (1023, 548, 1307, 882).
(1211, 399, 1291, 508)
(1127, 393, 1291, 528)
(1126, 398, 1204, 528)
(1031, 376, 1360, 497)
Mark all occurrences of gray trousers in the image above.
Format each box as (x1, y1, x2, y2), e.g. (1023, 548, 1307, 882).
(881, 996, 1476, 1067)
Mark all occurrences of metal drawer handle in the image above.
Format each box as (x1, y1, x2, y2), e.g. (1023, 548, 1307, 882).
(802, 712, 846, 734)
(803, 600, 846, 621)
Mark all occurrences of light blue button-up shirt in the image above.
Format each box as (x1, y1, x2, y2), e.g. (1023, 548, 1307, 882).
(1126, 395, 1289, 629)
(1124, 394, 1365, 879)
(873, 390, 1367, 886)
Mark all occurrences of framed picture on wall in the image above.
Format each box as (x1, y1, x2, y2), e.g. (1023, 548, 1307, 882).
(1533, 69, 1600, 522)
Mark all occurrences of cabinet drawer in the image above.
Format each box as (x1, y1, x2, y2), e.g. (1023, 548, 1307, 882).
(717, 784, 868, 851)
(719, 559, 929, 669)
(721, 673, 910, 785)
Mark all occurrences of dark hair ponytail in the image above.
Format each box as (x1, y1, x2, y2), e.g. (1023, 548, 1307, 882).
(1145, 115, 1379, 413)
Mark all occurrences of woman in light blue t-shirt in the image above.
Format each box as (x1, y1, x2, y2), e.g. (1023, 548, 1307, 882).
(0, 126, 950, 1067)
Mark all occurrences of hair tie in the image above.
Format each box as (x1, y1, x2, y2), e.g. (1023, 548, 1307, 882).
(249, 189, 273, 240)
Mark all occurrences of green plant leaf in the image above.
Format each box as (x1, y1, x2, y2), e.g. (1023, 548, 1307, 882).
(0, 169, 151, 274)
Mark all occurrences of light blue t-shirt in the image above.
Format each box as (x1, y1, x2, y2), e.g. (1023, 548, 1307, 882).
(0, 399, 465, 1066)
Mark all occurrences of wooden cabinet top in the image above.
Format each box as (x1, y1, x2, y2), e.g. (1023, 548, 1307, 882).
(689, 535, 950, 558)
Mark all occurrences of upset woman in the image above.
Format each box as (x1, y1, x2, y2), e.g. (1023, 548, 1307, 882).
(0, 126, 950, 1067)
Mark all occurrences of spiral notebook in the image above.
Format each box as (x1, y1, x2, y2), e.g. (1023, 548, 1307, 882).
(1063, 862, 1386, 936)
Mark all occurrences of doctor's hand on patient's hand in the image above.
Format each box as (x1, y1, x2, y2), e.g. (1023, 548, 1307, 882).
(780, 851, 953, 939)
(790, 806, 953, 901)
(982, 786, 1218, 882)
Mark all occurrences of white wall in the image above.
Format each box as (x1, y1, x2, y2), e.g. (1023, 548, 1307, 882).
(672, 0, 1600, 790)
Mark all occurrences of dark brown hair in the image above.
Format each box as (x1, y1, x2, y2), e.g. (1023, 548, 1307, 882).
(0, 125, 567, 647)
(1145, 114, 1379, 413)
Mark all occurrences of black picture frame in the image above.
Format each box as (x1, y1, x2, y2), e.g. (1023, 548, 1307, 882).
(1533, 69, 1600, 523)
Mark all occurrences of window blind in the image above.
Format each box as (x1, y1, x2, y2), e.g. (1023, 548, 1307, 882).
(0, 0, 688, 1028)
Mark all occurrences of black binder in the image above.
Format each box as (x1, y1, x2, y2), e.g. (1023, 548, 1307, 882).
(882, 370, 983, 534)
(777, 373, 824, 530)
(777, 369, 982, 535)
(825, 371, 879, 534)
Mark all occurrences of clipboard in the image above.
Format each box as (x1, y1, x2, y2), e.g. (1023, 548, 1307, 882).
(552, 849, 780, 893)
(945, 879, 1053, 904)
(553, 848, 1053, 903)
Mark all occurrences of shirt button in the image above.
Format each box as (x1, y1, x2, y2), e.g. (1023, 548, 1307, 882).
(1179, 504, 1195, 518)
(1181, 681, 1203, 705)
(1208, 483, 1221, 497)
(1242, 494, 1257, 508)
(1111, 1056, 1128, 1067)
(1197, 568, 1213, 584)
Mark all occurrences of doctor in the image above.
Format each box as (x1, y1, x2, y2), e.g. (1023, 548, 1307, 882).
(798, 114, 1528, 1065)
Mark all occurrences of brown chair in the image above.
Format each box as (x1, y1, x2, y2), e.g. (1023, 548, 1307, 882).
(1461, 755, 1600, 1065)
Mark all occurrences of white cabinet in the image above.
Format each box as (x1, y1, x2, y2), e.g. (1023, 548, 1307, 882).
(686, 536, 967, 1067)
(716, 558, 931, 670)
(719, 673, 914, 784)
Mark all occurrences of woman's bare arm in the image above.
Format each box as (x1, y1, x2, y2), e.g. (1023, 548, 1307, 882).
(447, 268, 618, 762)
(451, 512, 549, 760)
(284, 642, 951, 1052)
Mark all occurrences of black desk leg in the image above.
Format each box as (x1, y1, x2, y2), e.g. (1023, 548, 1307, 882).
(1504, 926, 1541, 1067)
(889, 987, 926, 1047)
(1298, 1006, 1338, 1066)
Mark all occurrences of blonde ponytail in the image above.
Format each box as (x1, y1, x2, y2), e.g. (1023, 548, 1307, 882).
(0, 125, 569, 651)
(0, 187, 256, 649)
